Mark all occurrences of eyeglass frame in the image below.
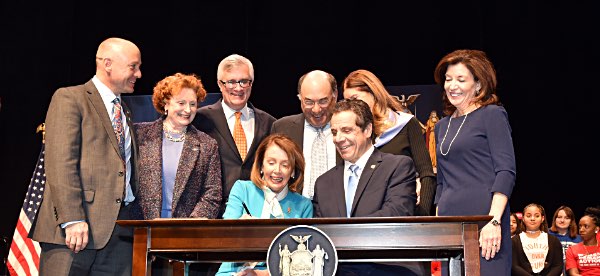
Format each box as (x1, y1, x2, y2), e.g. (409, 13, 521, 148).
(298, 94, 333, 108)
(219, 79, 253, 89)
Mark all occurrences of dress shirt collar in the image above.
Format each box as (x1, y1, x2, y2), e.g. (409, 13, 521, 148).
(92, 75, 120, 105)
(304, 121, 331, 133)
(263, 185, 289, 202)
(221, 100, 249, 120)
(344, 145, 375, 174)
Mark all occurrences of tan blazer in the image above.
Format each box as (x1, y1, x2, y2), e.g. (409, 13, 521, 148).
(30, 79, 138, 249)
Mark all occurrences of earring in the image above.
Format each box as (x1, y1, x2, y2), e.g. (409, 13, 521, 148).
(291, 171, 295, 179)
(164, 110, 168, 115)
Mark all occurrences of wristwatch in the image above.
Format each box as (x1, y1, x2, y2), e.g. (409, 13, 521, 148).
(490, 219, 501, 226)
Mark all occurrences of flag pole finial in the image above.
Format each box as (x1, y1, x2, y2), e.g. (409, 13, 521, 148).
(36, 123, 45, 144)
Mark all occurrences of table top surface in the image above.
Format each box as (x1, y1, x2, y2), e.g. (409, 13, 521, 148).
(117, 215, 493, 227)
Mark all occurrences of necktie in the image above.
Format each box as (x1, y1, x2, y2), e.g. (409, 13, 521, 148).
(234, 111, 247, 161)
(346, 164, 359, 217)
(308, 128, 327, 199)
(112, 98, 125, 158)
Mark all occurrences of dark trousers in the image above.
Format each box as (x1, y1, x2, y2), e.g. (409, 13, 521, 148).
(39, 205, 133, 276)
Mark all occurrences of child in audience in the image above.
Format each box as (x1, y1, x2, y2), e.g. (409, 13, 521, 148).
(548, 206, 582, 275)
(512, 203, 564, 275)
(511, 212, 523, 238)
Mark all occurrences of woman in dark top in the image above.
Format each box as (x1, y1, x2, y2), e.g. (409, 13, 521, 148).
(433, 49, 516, 275)
(342, 69, 436, 216)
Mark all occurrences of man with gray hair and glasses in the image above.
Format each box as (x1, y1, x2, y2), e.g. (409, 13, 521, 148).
(193, 54, 276, 214)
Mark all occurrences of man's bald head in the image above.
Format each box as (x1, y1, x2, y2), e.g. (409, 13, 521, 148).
(95, 37, 142, 95)
(96, 38, 139, 68)
(298, 70, 338, 128)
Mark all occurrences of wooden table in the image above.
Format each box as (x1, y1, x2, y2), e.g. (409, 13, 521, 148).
(117, 216, 491, 276)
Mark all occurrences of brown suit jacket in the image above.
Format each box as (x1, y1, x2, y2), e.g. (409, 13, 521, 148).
(30, 79, 138, 249)
(130, 119, 222, 219)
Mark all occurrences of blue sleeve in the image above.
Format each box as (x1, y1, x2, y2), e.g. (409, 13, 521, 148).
(216, 262, 237, 275)
(485, 106, 516, 198)
(302, 199, 314, 218)
(216, 262, 267, 275)
(222, 180, 246, 219)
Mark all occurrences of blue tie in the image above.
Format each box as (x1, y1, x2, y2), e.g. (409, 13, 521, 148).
(346, 164, 359, 217)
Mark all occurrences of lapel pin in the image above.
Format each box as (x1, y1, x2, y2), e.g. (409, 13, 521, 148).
(370, 164, 376, 169)
(287, 207, 291, 214)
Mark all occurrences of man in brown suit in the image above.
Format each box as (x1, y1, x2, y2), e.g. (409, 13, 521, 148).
(30, 37, 142, 275)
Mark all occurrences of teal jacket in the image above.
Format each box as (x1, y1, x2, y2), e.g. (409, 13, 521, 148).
(216, 180, 313, 275)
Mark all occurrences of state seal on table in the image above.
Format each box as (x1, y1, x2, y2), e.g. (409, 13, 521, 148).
(266, 225, 337, 276)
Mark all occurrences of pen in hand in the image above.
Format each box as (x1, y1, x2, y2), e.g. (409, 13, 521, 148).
(242, 202, 252, 216)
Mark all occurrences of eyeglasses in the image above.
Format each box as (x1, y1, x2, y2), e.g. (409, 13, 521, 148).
(301, 97, 331, 108)
(220, 79, 253, 89)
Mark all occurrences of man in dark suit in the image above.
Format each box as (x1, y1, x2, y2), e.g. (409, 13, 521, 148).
(192, 54, 276, 214)
(30, 37, 141, 275)
(271, 70, 340, 199)
(313, 99, 420, 275)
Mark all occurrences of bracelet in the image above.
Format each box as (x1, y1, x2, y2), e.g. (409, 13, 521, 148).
(490, 219, 501, 226)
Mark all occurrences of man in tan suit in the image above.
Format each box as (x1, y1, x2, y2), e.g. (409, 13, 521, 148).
(30, 37, 142, 275)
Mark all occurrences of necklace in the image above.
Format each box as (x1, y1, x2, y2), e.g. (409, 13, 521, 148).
(163, 124, 187, 142)
(439, 113, 467, 156)
(526, 230, 540, 234)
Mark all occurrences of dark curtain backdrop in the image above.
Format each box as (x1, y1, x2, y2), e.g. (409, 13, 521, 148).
(1, 0, 597, 257)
